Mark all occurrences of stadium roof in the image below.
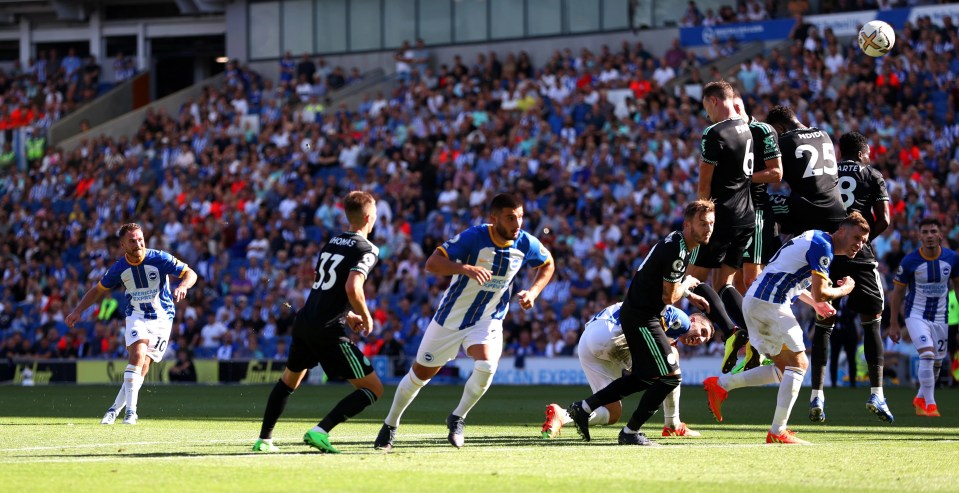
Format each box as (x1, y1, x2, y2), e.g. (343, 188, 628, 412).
(0, 0, 224, 23)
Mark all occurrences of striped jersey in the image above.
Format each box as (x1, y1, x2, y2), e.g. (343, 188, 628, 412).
(434, 225, 551, 330)
(747, 230, 833, 304)
(894, 247, 959, 323)
(98, 249, 188, 320)
(588, 302, 692, 339)
(585, 302, 691, 369)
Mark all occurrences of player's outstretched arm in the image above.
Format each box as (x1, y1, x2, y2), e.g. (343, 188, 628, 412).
(517, 256, 554, 310)
(173, 266, 198, 302)
(345, 271, 374, 336)
(65, 284, 109, 328)
(424, 249, 492, 284)
(797, 290, 837, 318)
(887, 282, 906, 343)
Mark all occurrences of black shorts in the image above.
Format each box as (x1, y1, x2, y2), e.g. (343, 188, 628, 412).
(287, 329, 374, 380)
(770, 194, 845, 236)
(619, 305, 679, 379)
(692, 223, 751, 269)
(830, 249, 884, 315)
(743, 206, 781, 265)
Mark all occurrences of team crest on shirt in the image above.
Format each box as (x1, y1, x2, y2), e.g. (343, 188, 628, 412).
(945, 267, 951, 277)
(896, 266, 903, 275)
(423, 352, 434, 362)
(148, 271, 158, 281)
(921, 336, 928, 342)
(672, 260, 684, 271)
(819, 256, 830, 269)
(130, 330, 138, 338)
(510, 257, 522, 270)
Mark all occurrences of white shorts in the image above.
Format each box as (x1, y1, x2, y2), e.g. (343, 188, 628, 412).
(416, 318, 504, 367)
(579, 318, 631, 392)
(742, 297, 804, 357)
(125, 314, 174, 363)
(905, 317, 948, 358)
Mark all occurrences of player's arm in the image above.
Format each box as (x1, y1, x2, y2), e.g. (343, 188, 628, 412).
(65, 283, 110, 328)
(751, 155, 782, 183)
(172, 266, 197, 302)
(810, 271, 854, 302)
(888, 281, 907, 343)
(663, 275, 707, 310)
(517, 255, 555, 310)
(697, 160, 714, 200)
(425, 248, 492, 284)
(797, 290, 837, 318)
(345, 271, 374, 336)
(869, 200, 890, 240)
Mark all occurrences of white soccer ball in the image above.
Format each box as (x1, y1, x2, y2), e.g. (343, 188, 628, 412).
(858, 20, 895, 57)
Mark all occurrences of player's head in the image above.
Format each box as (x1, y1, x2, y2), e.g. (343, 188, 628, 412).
(682, 199, 715, 247)
(918, 217, 943, 250)
(764, 105, 802, 134)
(489, 193, 524, 241)
(701, 81, 735, 123)
(733, 93, 749, 121)
(344, 191, 376, 232)
(839, 131, 870, 164)
(116, 222, 145, 258)
(679, 313, 714, 346)
(833, 211, 870, 256)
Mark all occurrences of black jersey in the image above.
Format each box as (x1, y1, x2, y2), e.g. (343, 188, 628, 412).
(778, 127, 845, 219)
(293, 231, 379, 338)
(836, 159, 890, 263)
(701, 117, 755, 228)
(747, 117, 782, 209)
(624, 231, 691, 317)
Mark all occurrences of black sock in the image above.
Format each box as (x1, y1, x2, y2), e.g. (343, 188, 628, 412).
(861, 318, 883, 388)
(693, 284, 739, 339)
(317, 388, 379, 432)
(718, 284, 746, 329)
(259, 379, 294, 440)
(586, 375, 652, 411)
(811, 321, 833, 391)
(626, 375, 681, 431)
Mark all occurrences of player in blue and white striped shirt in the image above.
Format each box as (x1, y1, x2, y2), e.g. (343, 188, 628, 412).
(889, 218, 959, 417)
(704, 213, 869, 444)
(374, 193, 554, 451)
(66, 223, 197, 425)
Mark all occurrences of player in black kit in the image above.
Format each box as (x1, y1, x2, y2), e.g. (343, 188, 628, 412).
(764, 105, 847, 236)
(807, 131, 894, 424)
(253, 191, 384, 454)
(567, 200, 714, 446)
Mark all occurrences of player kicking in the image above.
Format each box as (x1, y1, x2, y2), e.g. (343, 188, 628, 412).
(704, 213, 869, 444)
(252, 191, 384, 454)
(566, 200, 714, 446)
(889, 218, 959, 417)
(541, 303, 713, 439)
(374, 193, 554, 451)
(806, 131, 893, 423)
(66, 223, 197, 425)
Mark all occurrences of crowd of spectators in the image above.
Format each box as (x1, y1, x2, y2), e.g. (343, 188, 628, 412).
(679, 0, 928, 28)
(2, 12, 959, 386)
(0, 46, 133, 148)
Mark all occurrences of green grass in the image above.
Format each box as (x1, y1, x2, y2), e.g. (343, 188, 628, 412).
(2, 383, 958, 492)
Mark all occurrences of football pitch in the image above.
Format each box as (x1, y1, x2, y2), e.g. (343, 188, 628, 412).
(2, 384, 958, 492)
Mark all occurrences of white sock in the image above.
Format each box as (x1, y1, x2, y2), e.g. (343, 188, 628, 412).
(384, 372, 429, 427)
(452, 366, 495, 418)
(581, 400, 593, 413)
(125, 365, 144, 413)
(310, 426, 327, 434)
(934, 361, 943, 383)
(771, 366, 804, 435)
(623, 425, 638, 434)
(588, 406, 611, 426)
(110, 382, 127, 412)
(810, 389, 824, 403)
(561, 408, 573, 425)
(719, 365, 782, 391)
(918, 355, 936, 405)
(870, 387, 884, 400)
(662, 385, 681, 429)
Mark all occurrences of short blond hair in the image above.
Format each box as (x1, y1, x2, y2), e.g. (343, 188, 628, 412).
(840, 211, 870, 235)
(116, 223, 142, 239)
(344, 191, 375, 225)
(684, 199, 716, 222)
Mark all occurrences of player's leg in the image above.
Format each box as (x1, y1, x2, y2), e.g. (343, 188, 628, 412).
(447, 321, 504, 448)
(761, 304, 811, 444)
(928, 322, 949, 416)
(828, 327, 842, 387)
(254, 333, 312, 452)
(905, 318, 937, 415)
(809, 261, 848, 418)
(616, 319, 680, 445)
(854, 266, 892, 421)
(706, 299, 783, 422)
(121, 339, 149, 424)
(305, 341, 384, 454)
(661, 347, 700, 437)
(543, 333, 622, 438)
(376, 320, 456, 450)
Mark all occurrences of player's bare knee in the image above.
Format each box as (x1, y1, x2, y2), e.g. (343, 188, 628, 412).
(411, 362, 440, 382)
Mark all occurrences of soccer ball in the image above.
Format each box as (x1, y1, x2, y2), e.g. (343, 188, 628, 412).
(858, 20, 895, 57)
